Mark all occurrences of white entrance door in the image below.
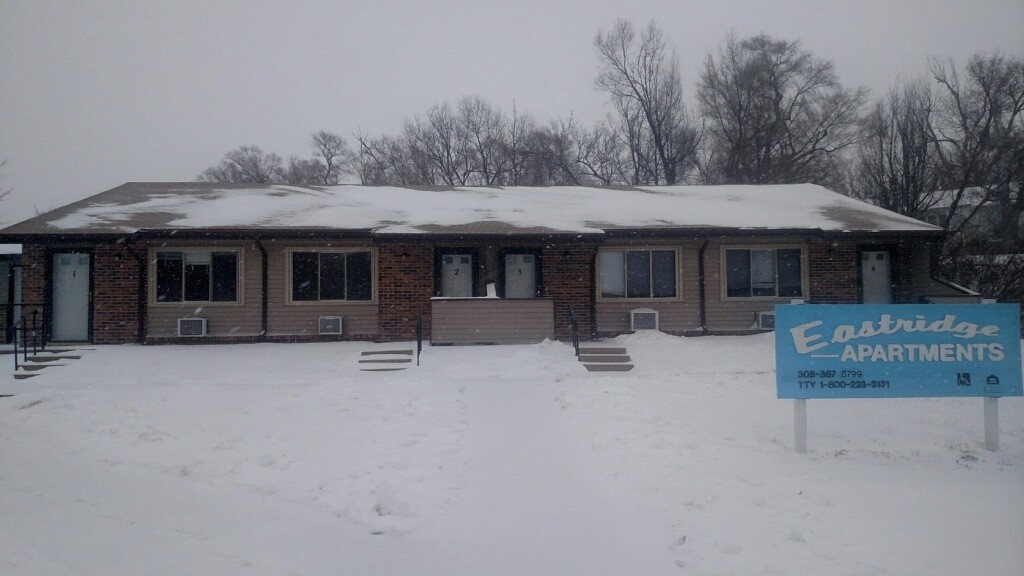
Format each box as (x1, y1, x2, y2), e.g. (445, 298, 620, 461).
(441, 254, 473, 297)
(504, 253, 537, 298)
(52, 252, 91, 341)
(861, 250, 893, 304)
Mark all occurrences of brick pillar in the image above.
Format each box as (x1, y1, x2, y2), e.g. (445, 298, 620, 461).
(92, 244, 142, 344)
(541, 243, 597, 340)
(808, 238, 860, 303)
(894, 239, 916, 303)
(18, 244, 46, 325)
(377, 243, 434, 341)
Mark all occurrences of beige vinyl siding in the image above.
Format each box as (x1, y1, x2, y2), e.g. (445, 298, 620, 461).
(147, 243, 262, 337)
(706, 239, 808, 331)
(595, 243, 701, 333)
(431, 298, 554, 344)
(265, 241, 379, 337)
(903, 240, 981, 301)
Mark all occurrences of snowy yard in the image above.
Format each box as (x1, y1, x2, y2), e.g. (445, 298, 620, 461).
(1, 334, 1022, 576)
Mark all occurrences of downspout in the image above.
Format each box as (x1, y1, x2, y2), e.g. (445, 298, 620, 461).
(123, 240, 146, 344)
(697, 238, 710, 335)
(254, 238, 269, 340)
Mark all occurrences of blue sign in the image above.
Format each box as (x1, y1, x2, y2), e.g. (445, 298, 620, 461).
(776, 304, 1022, 399)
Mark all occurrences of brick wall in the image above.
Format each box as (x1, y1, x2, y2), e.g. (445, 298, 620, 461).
(894, 239, 915, 303)
(541, 243, 597, 340)
(808, 238, 860, 303)
(0, 259, 11, 342)
(377, 243, 434, 341)
(19, 244, 46, 323)
(15, 243, 144, 344)
(92, 244, 143, 343)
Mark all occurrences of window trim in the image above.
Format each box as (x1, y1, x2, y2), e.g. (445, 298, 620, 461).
(149, 247, 245, 306)
(285, 247, 378, 305)
(595, 246, 682, 303)
(719, 244, 808, 301)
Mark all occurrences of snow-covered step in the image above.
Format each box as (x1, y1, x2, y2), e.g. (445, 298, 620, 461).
(584, 363, 634, 372)
(19, 363, 63, 372)
(13, 373, 39, 380)
(578, 354, 631, 363)
(358, 348, 415, 371)
(2, 348, 87, 356)
(578, 347, 627, 355)
(361, 349, 413, 356)
(358, 367, 409, 372)
(27, 354, 81, 362)
(578, 346, 633, 372)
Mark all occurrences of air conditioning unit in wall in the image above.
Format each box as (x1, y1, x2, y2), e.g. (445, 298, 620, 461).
(755, 311, 776, 330)
(318, 316, 343, 335)
(630, 308, 659, 331)
(178, 318, 208, 337)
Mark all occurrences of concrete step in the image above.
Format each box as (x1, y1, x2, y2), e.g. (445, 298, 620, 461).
(27, 355, 81, 362)
(578, 347, 627, 355)
(578, 354, 631, 363)
(584, 363, 634, 372)
(14, 373, 39, 380)
(1, 349, 76, 356)
(358, 358, 412, 364)
(19, 364, 63, 372)
(361, 349, 414, 356)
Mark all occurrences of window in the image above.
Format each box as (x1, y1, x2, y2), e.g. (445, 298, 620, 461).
(155, 250, 238, 303)
(724, 248, 803, 298)
(599, 249, 677, 299)
(290, 250, 373, 302)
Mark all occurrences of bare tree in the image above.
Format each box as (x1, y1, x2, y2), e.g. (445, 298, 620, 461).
(310, 131, 355, 185)
(198, 145, 283, 183)
(852, 79, 941, 218)
(594, 19, 700, 184)
(0, 159, 11, 202)
(921, 53, 1024, 316)
(928, 53, 1024, 236)
(458, 96, 508, 185)
(540, 116, 624, 185)
(698, 33, 867, 185)
(278, 157, 325, 185)
(403, 103, 475, 185)
(504, 104, 539, 185)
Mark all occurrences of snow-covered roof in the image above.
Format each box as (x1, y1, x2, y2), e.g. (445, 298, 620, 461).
(0, 182, 943, 237)
(0, 243, 21, 255)
(928, 185, 1019, 209)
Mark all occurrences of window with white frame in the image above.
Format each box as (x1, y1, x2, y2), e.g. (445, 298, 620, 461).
(724, 247, 803, 298)
(290, 250, 373, 302)
(599, 248, 677, 299)
(155, 250, 239, 303)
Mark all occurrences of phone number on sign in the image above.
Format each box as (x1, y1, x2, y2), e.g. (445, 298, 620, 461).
(796, 379, 891, 390)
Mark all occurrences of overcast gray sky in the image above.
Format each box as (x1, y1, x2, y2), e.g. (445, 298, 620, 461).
(1, 0, 1022, 223)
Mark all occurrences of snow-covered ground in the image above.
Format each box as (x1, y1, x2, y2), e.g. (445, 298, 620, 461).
(1, 334, 1021, 575)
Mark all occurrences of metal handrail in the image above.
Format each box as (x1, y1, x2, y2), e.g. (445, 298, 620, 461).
(8, 306, 46, 373)
(415, 314, 423, 366)
(2, 301, 46, 347)
(568, 304, 580, 358)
